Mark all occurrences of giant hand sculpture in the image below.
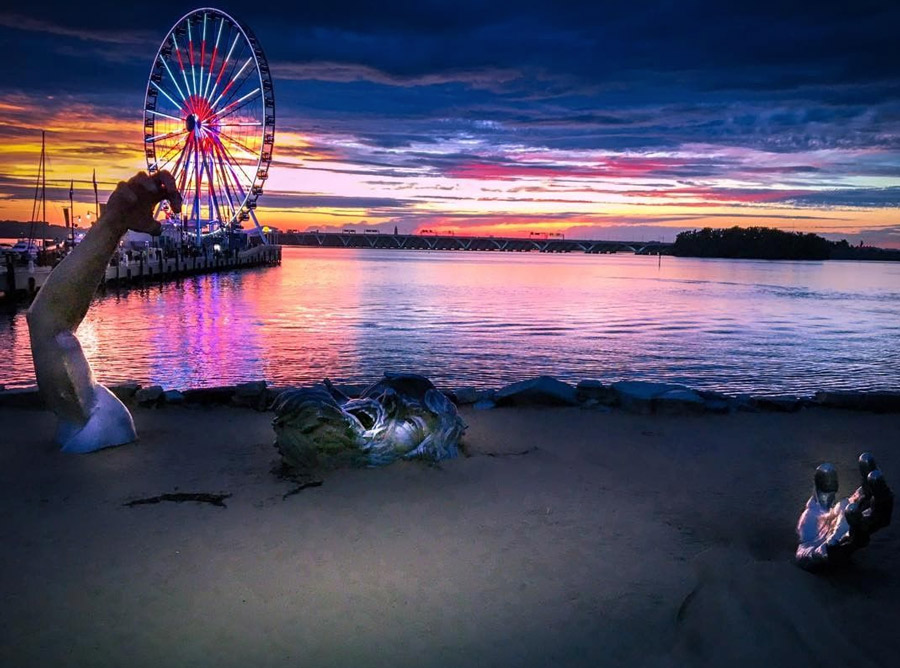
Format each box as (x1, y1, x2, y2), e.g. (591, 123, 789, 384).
(273, 373, 466, 472)
(27, 171, 181, 453)
(795, 452, 893, 570)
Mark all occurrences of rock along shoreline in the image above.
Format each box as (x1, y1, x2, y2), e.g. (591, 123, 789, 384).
(2, 375, 899, 415)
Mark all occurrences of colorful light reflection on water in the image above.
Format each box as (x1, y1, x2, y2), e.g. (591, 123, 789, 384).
(2, 247, 899, 396)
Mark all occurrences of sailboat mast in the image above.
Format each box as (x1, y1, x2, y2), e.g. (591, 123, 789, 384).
(69, 180, 75, 247)
(28, 145, 40, 243)
(41, 130, 47, 247)
(93, 169, 99, 223)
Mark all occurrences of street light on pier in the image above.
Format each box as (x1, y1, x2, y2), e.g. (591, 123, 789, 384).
(75, 211, 98, 227)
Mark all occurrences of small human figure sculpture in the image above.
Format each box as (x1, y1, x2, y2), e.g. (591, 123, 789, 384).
(795, 452, 893, 570)
(27, 171, 181, 453)
(273, 372, 466, 471)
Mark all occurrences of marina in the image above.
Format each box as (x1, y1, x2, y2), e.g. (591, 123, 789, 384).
(1, 244, 281, 300)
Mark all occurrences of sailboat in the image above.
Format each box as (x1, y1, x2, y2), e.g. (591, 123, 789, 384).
(0, 131, 56, 298)
(4, 131, 51, 262)
(14, 130, 69, 262)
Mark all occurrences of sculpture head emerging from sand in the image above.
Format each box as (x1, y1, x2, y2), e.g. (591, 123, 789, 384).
(272, 373, 466, 471)
(796, 452, 893, 570)
(27, 171, 181, 453)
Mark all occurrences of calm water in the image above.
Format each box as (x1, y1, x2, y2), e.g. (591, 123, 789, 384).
(2, 247, 899, 396)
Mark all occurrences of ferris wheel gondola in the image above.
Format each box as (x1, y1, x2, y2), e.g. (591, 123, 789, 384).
(142, 7, 275, 245)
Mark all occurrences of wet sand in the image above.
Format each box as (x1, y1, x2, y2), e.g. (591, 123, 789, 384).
(1, 404, 898, 667)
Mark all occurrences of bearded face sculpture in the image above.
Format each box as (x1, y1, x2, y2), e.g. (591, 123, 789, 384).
(272, 373, 466, 472)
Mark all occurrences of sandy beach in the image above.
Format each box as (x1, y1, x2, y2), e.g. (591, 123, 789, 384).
(1, 403, 898, 667)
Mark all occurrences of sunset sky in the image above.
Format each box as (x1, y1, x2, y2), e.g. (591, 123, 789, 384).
(1, 1, 898, 245)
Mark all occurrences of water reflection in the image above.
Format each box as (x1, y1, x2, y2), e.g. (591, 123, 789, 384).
(1, 248, 898, 396)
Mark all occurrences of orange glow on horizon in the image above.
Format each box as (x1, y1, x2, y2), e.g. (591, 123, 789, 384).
(1, 93, 897, 248)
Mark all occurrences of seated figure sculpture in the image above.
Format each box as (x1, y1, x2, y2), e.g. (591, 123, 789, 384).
(796, 452, 893, 570)
(272, 373, 466, 471)
(27, 171, 181, 453)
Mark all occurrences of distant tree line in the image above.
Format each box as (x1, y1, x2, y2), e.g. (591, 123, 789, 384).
(827, 239, 900, 261)
(0, 220, 68, 241)
(671, 226, 900, 261)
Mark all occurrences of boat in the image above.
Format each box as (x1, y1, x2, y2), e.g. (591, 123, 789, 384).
(0, 131, 57, 298)
(14, 130, 54, 266)
(4, 240, 41, 260)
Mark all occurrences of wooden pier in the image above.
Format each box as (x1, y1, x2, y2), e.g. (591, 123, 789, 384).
(1, 245, 282, 301)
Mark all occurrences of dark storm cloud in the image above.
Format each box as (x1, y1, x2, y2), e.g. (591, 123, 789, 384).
(0, 13, 157, 45)
(259, 193, 412, 210)
(271, 62, 520, 91)
(780, 187, 900, 208)
(2, 1, 898, 204)
(7, 2, 898, 98)
(264, 0, 898, 154)
(0, 175, 115, 202)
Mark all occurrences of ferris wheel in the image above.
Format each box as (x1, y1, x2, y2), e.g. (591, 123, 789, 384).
(142, 7, 275, 244)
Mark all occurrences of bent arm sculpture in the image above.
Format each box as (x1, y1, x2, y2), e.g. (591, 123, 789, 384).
(796, 452, 893, 570)
(26, 171, 181, 453)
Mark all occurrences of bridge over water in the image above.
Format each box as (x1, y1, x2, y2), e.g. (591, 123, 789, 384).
(277, 231, 672, 255)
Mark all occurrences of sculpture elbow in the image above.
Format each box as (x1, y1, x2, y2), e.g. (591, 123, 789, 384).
(25, 298, 66, 339)
(25, 300, 48, 331)
(24, 306, 46, 340)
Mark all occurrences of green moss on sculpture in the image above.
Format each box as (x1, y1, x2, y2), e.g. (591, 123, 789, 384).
(272, 373, 466, 473)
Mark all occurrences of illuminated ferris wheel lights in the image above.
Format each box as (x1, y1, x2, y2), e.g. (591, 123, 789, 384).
(146, 109, 183, 123)
(210, 57, 255, 111)
(208, 33, 241, 104)
(203, 18, 224, 98)
(214, 87, 260, 119)
(146, 129, 188, 144)
(199, 13, 207, 93)
(143, 7, 274, 245)
(150, 80, 181, 110)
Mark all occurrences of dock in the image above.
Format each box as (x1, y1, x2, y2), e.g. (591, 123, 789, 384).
(1, 245, 282, 301)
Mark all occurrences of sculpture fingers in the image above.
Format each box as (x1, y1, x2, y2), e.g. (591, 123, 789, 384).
(107, 180, 139, 212)
(129, 171, 182, 213)
(866, 469, 894, 532)
(813, 462, 839, 509)
(858, 452, 877, 484)
(154, 170, 183, 213)
(796, 453, 893, 570)
(128, 171, 155, 195)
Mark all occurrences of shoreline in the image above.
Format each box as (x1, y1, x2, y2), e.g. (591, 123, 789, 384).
(2, 375, 899, 415)
(1, 402, 897, 666)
